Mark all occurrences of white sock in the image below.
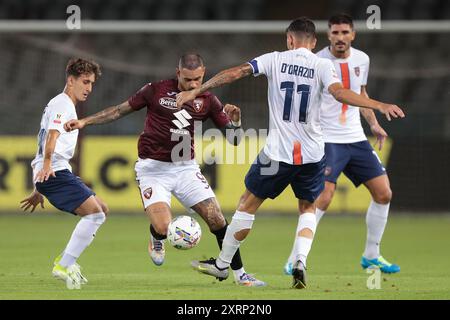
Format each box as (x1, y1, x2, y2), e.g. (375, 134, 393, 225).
(364, 201, 389, 260)
(315, 207, 325, 224)
(292, 212, 316, 268)
(233, 267, 246, 280)
(216, 211, 254, 270)
(59, 252, 77, 268)
(59, 212, 106, 268)
(287, 209, 323, 264)
(296, 237, 313, 267)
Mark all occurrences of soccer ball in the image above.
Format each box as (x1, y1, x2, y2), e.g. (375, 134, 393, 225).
(167, 215, 202, 250)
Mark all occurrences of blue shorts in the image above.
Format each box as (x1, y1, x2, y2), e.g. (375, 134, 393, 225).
(35, 169, 95, 214)
(324, 140, 386, 187)
(245, 151, 325, 203)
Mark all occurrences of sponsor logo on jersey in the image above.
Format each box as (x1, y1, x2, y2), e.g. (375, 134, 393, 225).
(169, 128, 189, 135)
(325, 166, 332, 176)
(354, 66, 360, 77)
(159, 97, 178, 110)
(166, 91, 178, 96)
(143, 187, 152, 199)
(172, 109, 192, 130)
(193, 99, 204, 112)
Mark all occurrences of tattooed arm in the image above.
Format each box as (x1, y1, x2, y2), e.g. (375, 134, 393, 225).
(176, 63, 253, 107)
(64, 101, 135, 131)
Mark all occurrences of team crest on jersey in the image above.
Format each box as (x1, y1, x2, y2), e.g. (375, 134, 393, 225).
(193, 99, 204, 112)
(354, 67, 360, 77)
(143, 187, 153, 199)
(53, 114, 62, 124)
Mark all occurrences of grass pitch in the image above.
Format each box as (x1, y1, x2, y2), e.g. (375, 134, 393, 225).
(0, 212, 449, 300)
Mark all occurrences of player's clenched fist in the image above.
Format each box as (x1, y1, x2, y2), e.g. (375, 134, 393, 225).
(224, 104, 241, 123)
(64, 119, 85, 132)
(176, 90, 197, 109)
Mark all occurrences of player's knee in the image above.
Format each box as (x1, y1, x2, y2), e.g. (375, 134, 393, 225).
(100, 202, 109, 216)
(152, 220, 170, 236)
(373, 188, 392, 204)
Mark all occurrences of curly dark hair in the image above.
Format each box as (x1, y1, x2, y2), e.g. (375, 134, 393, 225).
(65, 58, 101, 80)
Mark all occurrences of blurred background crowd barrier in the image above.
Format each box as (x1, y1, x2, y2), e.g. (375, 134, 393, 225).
(0, 0, 449, 213)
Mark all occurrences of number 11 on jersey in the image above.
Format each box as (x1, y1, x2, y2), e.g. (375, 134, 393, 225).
(280, 81, 311, 123)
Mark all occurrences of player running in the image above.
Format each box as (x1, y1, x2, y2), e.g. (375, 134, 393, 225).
(177, 18, 404, 288)
(284, 14, 400, 276)
(64, 53, 265, 287)
(20, 58, 107, 290)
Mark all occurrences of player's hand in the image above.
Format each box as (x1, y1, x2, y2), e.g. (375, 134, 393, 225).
(176, 90, 198, 109)
(20, 191, 44, 213)
(378, 103, 405, 121)
(34, 166, 56, 183)
(224, 104, 241, 123)
(64, 119, 85, 132)
(370, 124, 388, 151)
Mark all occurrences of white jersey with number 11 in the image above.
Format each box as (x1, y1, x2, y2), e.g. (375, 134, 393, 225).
(248, 47, 341, 165)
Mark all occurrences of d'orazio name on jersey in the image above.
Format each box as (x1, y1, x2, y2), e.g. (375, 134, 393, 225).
(280, 63, 314, 79)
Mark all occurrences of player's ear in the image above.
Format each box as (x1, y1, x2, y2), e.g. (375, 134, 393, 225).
(66, 75, 74, 87)
(351, 30, 356, 41)
(311, 37, 317, 50)
(286, 33, 293, 49)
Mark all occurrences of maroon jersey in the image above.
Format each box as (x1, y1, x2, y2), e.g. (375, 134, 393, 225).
(128, 79, 231, 162)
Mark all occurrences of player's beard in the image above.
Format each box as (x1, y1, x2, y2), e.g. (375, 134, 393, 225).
(334, 42, 348, 53)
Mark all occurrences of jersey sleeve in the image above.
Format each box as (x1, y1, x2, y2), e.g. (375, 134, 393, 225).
(209, 95, 230, 128)
(128, 83, 153, 110)
(318, 59, 341, 89)
(248, 52, 275, 77)
(47, 104, 70, 133)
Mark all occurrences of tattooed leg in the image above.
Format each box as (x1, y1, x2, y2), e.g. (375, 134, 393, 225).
(191, 198, 244, 271)
(191, 197, 226, 232)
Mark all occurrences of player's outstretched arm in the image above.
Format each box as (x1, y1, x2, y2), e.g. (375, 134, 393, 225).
(176, 63, 253, 107)
(20, 188, 44, 213)
(64, 101, 134, 132)
(328, 83, 405, 121)
(34, 129, 59, 183)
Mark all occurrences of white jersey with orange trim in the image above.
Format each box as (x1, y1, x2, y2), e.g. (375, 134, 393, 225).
(317, 46, 370, 143)
(248, 48, 341, 165)
(31, 92, 79, 175)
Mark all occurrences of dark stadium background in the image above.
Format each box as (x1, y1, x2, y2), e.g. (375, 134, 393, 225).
(0, 0, 449, 213)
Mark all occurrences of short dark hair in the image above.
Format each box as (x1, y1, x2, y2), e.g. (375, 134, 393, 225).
(328, 13, 354, 29)
(178, 53, 204, 70)
(65, 58, 101, 80)
(286, 17, 316, 39)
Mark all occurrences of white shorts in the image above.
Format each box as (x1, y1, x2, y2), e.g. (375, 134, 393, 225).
(135, 158, 216, 210)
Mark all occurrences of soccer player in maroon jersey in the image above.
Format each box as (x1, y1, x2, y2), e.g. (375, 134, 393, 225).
(64, 53, 266, 287)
